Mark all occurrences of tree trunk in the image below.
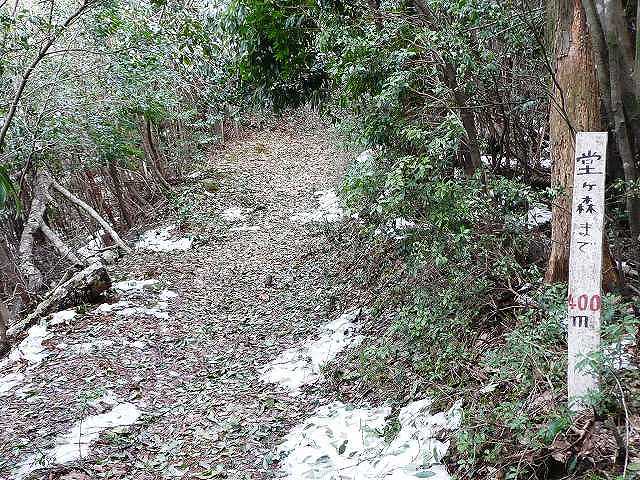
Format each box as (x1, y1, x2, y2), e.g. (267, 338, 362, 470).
(13, 171, 51, 318)
(545, 0, 604, 283)
(142, 118, 172, 192)
(107, 159, 133, 228)
(0, 299, 9, 356)
(412, 1, 483, 178)
(7, 262, 112, 338)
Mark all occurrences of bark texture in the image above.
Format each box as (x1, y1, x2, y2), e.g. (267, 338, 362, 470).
(142, 118, 172, 191)
(107, 159, 133, 228)
(7, 263, 112, 337)
(545, 0, 603, 283)
(13, 172, 52, 317)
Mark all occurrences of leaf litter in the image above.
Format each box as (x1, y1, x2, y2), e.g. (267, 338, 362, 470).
(0, 114, 461, 479)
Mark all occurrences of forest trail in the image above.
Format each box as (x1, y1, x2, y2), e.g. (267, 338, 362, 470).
(0, 116, 354, 479)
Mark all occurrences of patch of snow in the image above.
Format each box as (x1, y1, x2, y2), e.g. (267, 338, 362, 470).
(114, 279, 159, 292)
(292, 190, 344, 224)
(95, 300, 168, 319)
(69, 340, 115, 354)
(159, 289, 179, 300)
(49, 309, 77, 326)
(88, 390, 119, 408)
(230, 225, 261, 232)
(394, 218, 416, 230)
(136, 225, 192, 252)
(540, 157, 551, 169)
(95, 301, 132, 313)
(279, 399, 462, 480)
(187, 171, 201, 179)
(10, 323, 50, 365)
(77, 229, 105, 260)
(621, 261, 639, 278)
(527, 206, 552, 227)
(260, 310, 362, 394)
(373, 218, 417, 239)
(221, 206, 248, 222)
(605, 336, 637, 371)
(355, 149, 375, 164)
(0, 372, 25, 396)
(14, 402, 141, 479)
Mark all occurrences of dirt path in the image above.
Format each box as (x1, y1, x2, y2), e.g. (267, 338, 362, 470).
(0, 114, 355, 479)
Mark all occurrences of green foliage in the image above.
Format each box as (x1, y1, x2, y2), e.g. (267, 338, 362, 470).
(1, 0, 235, 184)
(224, 0, 328, 109)
(0, 165, 18, 212)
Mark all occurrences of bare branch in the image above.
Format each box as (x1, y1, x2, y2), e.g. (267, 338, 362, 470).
(0, 0, 98, 151)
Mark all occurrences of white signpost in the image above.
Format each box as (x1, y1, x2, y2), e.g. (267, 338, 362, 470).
(567, 132, 608, 409)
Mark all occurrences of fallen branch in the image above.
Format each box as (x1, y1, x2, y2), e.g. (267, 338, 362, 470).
(51, 180, 131, 253)
(7, 262, 112, 337)
(40, 221, 83, 266)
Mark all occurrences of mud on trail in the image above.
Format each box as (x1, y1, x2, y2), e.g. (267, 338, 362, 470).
(0, 114, 357, 479)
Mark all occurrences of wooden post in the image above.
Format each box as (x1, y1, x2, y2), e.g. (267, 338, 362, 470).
(567, 132, 608, 410)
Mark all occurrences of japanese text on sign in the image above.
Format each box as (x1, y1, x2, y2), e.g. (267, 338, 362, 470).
(567, 133, 607, 409)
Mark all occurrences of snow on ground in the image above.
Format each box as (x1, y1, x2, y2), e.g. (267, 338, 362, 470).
(96, 300, 168, 319)
(113, 278, 159, 292)
(0, 372, 25, 396)
(49, 309, 77, 326)
(159, 289, 179, 300)
(279, 399, 462, 480)
(97, 279, 174, 320)
(14, 399, 141, 479)
(221, 206, 249, 222)
(291, 190, 345, 224)
(527, 206, 552, 227)
(9, 323, 51, 365)
(0, 320, 53, 396)
(260, 309, 362, 394)
(77, 229, 106, 260)
(95, 300, 132, 313)
(1, 116, 401, 479)
(136, 225, 192, 252)
(374, 218, 417, 239)
(6, 275, 163, 472)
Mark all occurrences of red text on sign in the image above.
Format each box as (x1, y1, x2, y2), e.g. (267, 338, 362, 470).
(567, 294, 601, 311)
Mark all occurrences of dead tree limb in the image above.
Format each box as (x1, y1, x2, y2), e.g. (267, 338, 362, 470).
(40, 221, 83, 266)
(7, 262, 111, 337)
(51, 180, 132, 253)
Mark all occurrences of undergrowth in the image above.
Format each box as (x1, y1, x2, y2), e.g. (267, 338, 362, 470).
(326, 147, 640, 479)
